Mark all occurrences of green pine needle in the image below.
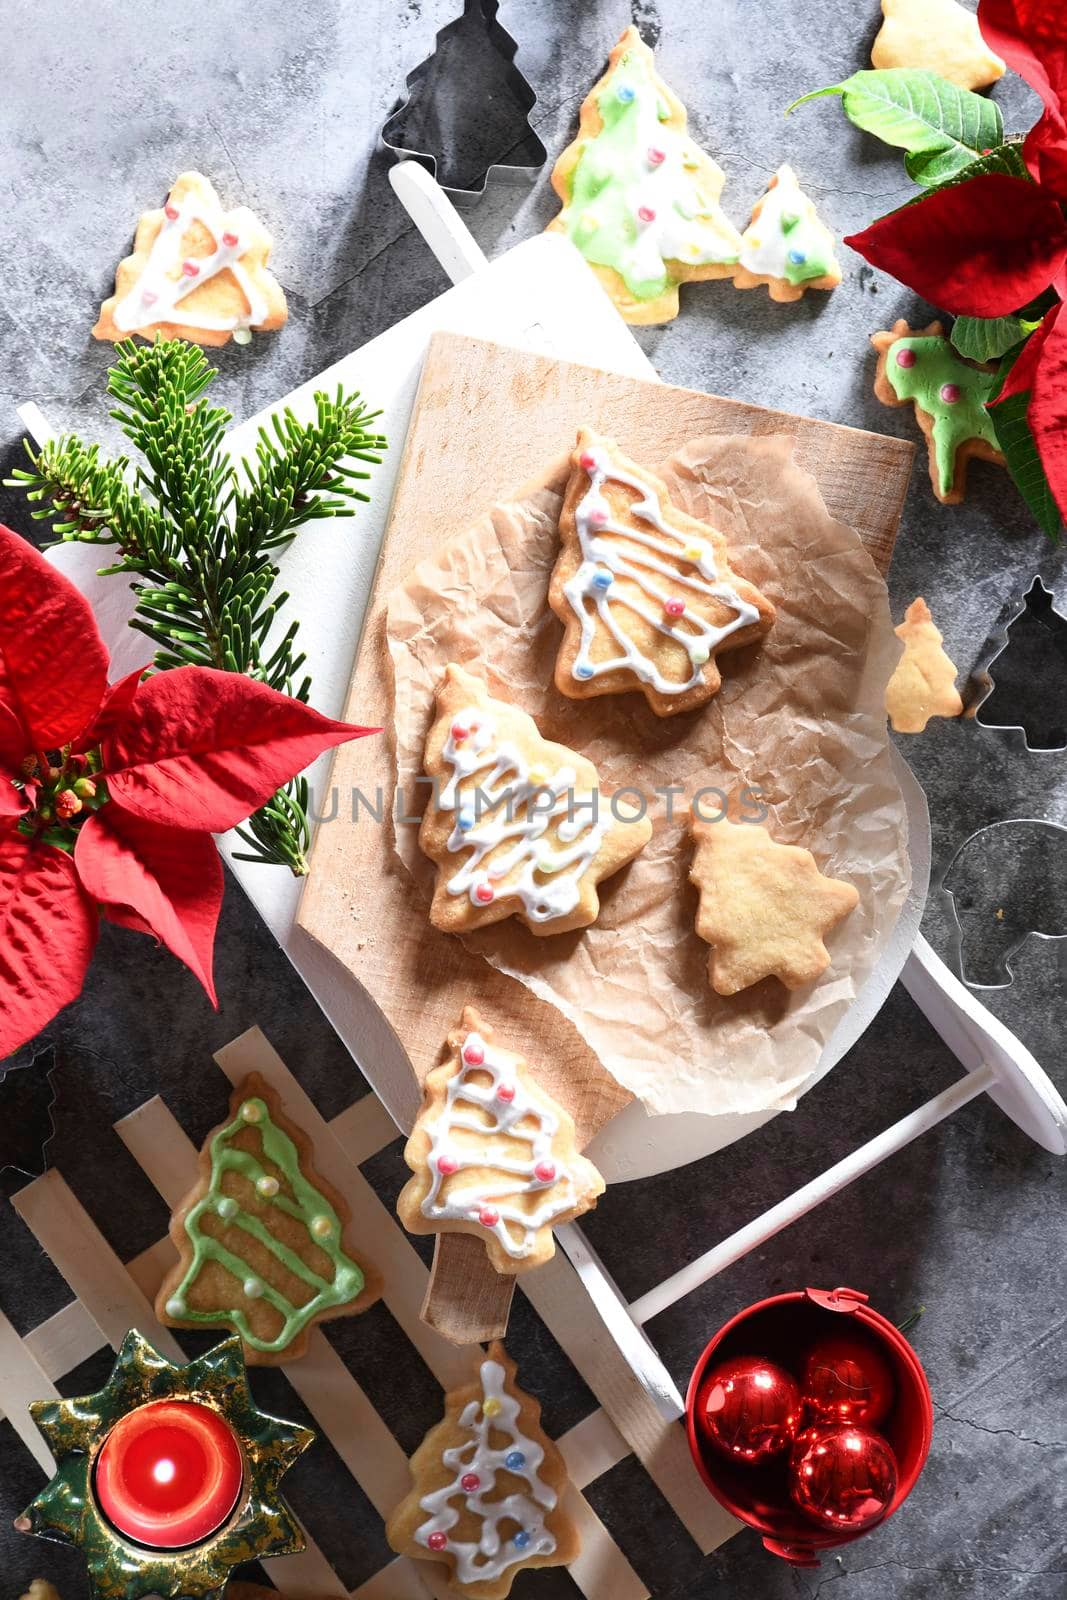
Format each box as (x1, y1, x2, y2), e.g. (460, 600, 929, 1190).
(6, 338, 386, 873)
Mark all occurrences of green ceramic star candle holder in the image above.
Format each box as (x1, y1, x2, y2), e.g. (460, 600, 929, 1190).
(16, 1328, 314, 1599)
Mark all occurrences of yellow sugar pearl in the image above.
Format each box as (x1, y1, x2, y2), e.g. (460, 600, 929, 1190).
(689, 242, 702, 256)
(240, 1100, 263, 1123)
(580, 211, 599, 234)
(528, 765, 549, 786)
(749, 235, 762, 250)
(310, 1215, 333, 1240)
(482, 1396, 502, 1418)
(684, 543, 706, 564)
(256, 1174, 280, 1198)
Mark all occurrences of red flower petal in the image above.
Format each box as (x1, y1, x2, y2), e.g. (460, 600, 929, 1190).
(99, 666, 377, 833)
(0, 835, 98, 1057)
(978, 3, 1067, 192)
(0, 703, 27, 817)
(844, 176, 1067, 317)
(0, 523, 109, 749)
(79, 665, 149, 750)
(989, 302, 1062, 405)
(1027, 304, 1067, 518)
(75, 810, 222, 1005)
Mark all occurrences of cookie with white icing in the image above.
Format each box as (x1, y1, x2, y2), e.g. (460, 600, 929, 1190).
(386, 1342, 580, 1600)
(93, 170, 287, 347)
(872, 0, 1005, 90)
(419, 664, 652, 937)
(689, 816, 859, 994)
(397, 1007, 605, 1274)
(547, 26, 743, 324)
(548, 429, 775, 717)
(733, 165, 841, 303)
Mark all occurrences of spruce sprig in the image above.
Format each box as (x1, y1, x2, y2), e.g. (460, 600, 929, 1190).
(7, 339, 386, 873)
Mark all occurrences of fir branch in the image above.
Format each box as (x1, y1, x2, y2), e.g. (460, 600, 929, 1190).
(6, 338, 386, 874)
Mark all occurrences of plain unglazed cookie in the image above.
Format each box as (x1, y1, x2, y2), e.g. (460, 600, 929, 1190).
(872, 0, 1006, 90)
(156, 1072, 380, 1363)
(93, 170, 287, 347)
(885, 597, 964, 733)
(397, 1006, 605, 1274)
(733, 165, 841, 302)
(689, 816, 859, 994)
(419, 664, 652, 937)
(871, 319, 1005, 504)
(386, 1342, 580, 1599)
(548, 428, 775, 716)
(547, 26, 742, 323)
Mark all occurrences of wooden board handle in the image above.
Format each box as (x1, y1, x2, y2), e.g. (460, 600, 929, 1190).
(421, 1234, 515, 1345)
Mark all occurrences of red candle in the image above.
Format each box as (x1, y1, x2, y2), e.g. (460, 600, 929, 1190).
(94, 1400, 243, 1548)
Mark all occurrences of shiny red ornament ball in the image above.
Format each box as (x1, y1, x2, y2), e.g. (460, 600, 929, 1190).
(697, 1356, 802, 1463)
(789, 1423, 898, 1532)
(801, 1331, 895, 1428)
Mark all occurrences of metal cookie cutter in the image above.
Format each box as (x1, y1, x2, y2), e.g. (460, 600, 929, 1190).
(380, 0, 547, 206)
(970, 576, 1067, 752)
(943, 818, 1067, 989)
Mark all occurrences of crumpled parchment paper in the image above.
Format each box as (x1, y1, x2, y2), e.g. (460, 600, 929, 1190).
(384, 433, 909, 1118)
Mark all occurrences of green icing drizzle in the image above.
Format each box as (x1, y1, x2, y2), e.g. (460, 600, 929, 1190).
(885, 336, 999, 496)
(167, 1096, 364, 1353)
(781, 210, 832, 286)
(561, 47, 740, 300)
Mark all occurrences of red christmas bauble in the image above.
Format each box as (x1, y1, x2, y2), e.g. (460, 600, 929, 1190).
(697, 1356, 803, 1464)
(789, 1423, 898, 1532)
(801, 1331, 895, 1427)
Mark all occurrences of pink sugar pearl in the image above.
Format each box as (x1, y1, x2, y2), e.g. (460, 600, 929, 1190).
(437, 1154, 458, 1175)
(496, 1082, 516, 1102)
(479, 1206, 500, 1227)
(534, 1161, 556, 1183)
(895, 347, 917, 368)
(463, 1040, 485, 1065)
(427, 1531, 448, 1551)
(940, 382, 961, 404)
(664, 597, 686, 619)
(637, 204, 656, 223)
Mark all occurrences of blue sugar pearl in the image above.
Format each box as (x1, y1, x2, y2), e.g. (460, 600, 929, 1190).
(458, 810, 475, 831)
(617, 84, 635, 103)
(592, 569, 613, 591)
(787, 248, 806, 266)
(575, 664, 595, 680)
(505, 1450, 527, 1472)
(513, 1530, 532, 1549)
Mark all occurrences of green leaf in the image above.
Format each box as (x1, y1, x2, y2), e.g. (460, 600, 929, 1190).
(952, 314, 1039, 362)
(988, 350, 1061, 541)
(789, 69, 1003, 184)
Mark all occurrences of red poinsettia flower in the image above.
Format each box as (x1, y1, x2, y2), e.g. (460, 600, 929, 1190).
(844, 0, 1067, 514)
(0, 523, 374, 1059)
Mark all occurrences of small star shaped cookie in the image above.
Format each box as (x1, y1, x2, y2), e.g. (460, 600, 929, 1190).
(885, 597, 964, 733)
(689, 818, 859, 994)
(872, 0, 1005, 91)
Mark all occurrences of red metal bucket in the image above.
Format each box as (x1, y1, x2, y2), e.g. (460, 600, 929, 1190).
(685, 1286, 933, 1566)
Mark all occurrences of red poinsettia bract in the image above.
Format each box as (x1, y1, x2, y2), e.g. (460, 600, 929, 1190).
(844, 0, 1067, 515)
(0, 523, 375, 1059)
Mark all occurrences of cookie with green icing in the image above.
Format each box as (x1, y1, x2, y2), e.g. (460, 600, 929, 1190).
(872, 318, 1005, 504)
(547, 25, 742, 325)
(734, 164, 841, 303)
(157, 1072, 380, 1363)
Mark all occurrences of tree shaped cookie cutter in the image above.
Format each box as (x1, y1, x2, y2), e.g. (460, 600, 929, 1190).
(380, 0, 546, 205)
(971, 576, 1067, 752)
(943, 818, 1067, 990)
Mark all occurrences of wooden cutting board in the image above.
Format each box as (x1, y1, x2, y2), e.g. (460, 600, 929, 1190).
(297, 330, 913, 1148)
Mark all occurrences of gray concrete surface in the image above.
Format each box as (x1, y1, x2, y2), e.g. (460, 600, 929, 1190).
(0, 3, 1064, 1597)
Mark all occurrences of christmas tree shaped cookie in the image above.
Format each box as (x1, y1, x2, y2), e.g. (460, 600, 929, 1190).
(419, 664, 652, 937)
(398, 1007, 605, 1274)
(387, 1342, 579, 1599)
(94, 171, 288, 347)
(872, 0, 1005, 90)
(689, 817, 859, 994)
(157, 1073, 379, 1363)
(549, 429, 775, 716)
(872, 319, 1005, 503)
(547, 26, 743, 323)
(885, 597, 964, 733)
(733, 165, 841, 302)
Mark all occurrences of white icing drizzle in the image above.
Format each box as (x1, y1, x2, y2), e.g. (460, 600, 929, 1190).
(738, 164, 836, 283)
(437, 710, 609, 924)
(423, 1030, 576, 1260)
(416, 1358, 557, 1583)
(113, 189, 268, 334)
(564, 444, 761, 694)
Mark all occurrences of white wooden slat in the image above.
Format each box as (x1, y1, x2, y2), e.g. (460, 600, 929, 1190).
(329, 1094, 401, 1167)
(23, 1299, 103, 1384)
(563, 1484, 650, 1600)
(558, 1406, 629, 1490)
(262, 1543, 352, 1597)
(350, 1555, 436, 1599)
(0, 1306, 57, 1474)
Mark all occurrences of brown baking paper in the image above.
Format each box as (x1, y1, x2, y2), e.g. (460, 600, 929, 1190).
(384, 434, 909, 1118)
